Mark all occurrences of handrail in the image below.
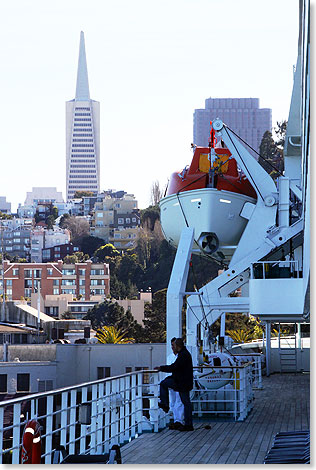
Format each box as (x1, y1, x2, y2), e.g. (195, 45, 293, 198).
(0, 369, 159, 407)
(193, 363, 251, 370)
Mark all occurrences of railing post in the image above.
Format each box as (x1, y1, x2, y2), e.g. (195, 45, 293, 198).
(79, 387, 88, 455)
(68, 390, 77, 455)
(110, 379, 118, 446)
(60, 392, 68, 448)
(96, 383, 104, 453)
(12, 402, 21, 464)
(0, 406, 4, 464)
(45, 395, 54, 464)
(104, 381, 111, 454)
(136, 372, 143, 435)
(124, 375, 130, 442)
(90, 384, 98, 453)
(119, 377, 125, 445)
(131, 374, 136, 439)
(151, 372, 160, 432)
(30, 399, 36, 419)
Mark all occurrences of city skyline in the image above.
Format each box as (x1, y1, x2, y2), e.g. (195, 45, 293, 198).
(0, 0, 299, 212)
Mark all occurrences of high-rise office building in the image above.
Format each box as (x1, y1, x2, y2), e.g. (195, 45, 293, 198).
(66, 32, 100, 201)
(193, 98, 272, 158)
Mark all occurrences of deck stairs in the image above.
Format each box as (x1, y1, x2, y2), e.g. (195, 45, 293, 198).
(278, 325, 298, 373)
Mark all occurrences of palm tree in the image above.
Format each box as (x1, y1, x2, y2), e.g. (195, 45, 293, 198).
(96, 325, 134, 344)
(226, 329, 254, 344)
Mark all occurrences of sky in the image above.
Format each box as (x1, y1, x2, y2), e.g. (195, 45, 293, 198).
(0, 0, 300, 212)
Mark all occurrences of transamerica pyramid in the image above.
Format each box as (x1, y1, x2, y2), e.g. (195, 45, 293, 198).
(66, 31, 100, 201)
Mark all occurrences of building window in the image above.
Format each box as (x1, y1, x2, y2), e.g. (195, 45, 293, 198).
(94, 289, 105, 295)
(91, 279, 104, 286)
(61, 289, 76, 295)
(97, 367, 111, 379)
(24, 288, 32, 297)
(118, 218, 124, 225)
(47, 268, 53, 276)
(0, 374, 7, 392)
(24, 269, 32, 278)
(53, 288, 59, 295)
(12, 269, 19, 276)
(62, 269, 76, 276)
(6, 280, 12, 286)
(91, 269, 104, 275)
(61, 279, 76, 286)
(38, 380, 53, 392)
(126, 218, 130, 224)
(17, 374, 30, 392)
(79, 279, 85, 286)
(34, 269, 41, 279)
(125, 367, 132, 374)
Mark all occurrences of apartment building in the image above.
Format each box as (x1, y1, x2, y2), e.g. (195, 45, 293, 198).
(24, 187, 64, 206)
(0, 218, 33, 260)
(90, 190, 140, 249)
(30, 227, 71, 263)
(0, 197, 11, 214)
(42, 243, 80, 263)
(0, 260, 109, 302)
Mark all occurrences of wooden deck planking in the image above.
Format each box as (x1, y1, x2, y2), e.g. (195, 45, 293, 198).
(120, 373, 310, 465)
(223, 391, 274, 464)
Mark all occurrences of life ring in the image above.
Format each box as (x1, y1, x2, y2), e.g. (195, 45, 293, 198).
(21, 419, 42, 464)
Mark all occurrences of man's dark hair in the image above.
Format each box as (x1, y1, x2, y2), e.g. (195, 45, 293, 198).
(175, 337, 184, 349)
(171, 337, 176, 343)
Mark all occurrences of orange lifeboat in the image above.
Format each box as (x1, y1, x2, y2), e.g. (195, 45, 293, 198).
(159, 125, 257, 261)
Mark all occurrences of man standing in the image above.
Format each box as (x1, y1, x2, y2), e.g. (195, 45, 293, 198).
(167, 337, 185, 429)
(158, 338, 194, 431)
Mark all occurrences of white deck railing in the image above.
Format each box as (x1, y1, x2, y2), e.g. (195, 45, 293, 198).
(0, 364, 256, 464)
(191, 363, 254, 421)
(0, 370, 167, 465)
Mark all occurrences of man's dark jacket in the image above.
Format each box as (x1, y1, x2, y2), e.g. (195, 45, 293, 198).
(160, 347, 193, 391)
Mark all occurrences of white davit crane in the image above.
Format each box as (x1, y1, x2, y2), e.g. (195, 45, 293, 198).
(160, 0, 310, 375)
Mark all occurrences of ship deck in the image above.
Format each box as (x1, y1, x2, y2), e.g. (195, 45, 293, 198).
(121, 373, 310, 464)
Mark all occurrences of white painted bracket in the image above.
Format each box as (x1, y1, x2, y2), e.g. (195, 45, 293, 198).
(166, 227, 194, 350)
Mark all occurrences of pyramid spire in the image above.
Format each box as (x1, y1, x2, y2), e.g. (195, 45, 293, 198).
(75, 31, 90, 101)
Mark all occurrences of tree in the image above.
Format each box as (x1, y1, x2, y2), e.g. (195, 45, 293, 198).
(84, 300, 131, 329)
(140, 205, 160, 231)
(274, 120, 287, 150)
(46, 215, 55, 230)
(94, 244, 120, 261)
(60, 216, 90, 243)
(96, 325, 134, 344)
(150, 180, 164, 206)
(63, 252, 90, 263)
(259, 126, 286, 180)
(59, 213, 70, 228)
(80, 235, 105, 257)
(116, 251, 144, 286)
(0, 212, 12, 220)
(73, 190, 95, 198)
(52, 206, 59, 219)
(142, 289, 167, 342)
(226, 329, 254, 344)
(61, 310, 75, 319)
